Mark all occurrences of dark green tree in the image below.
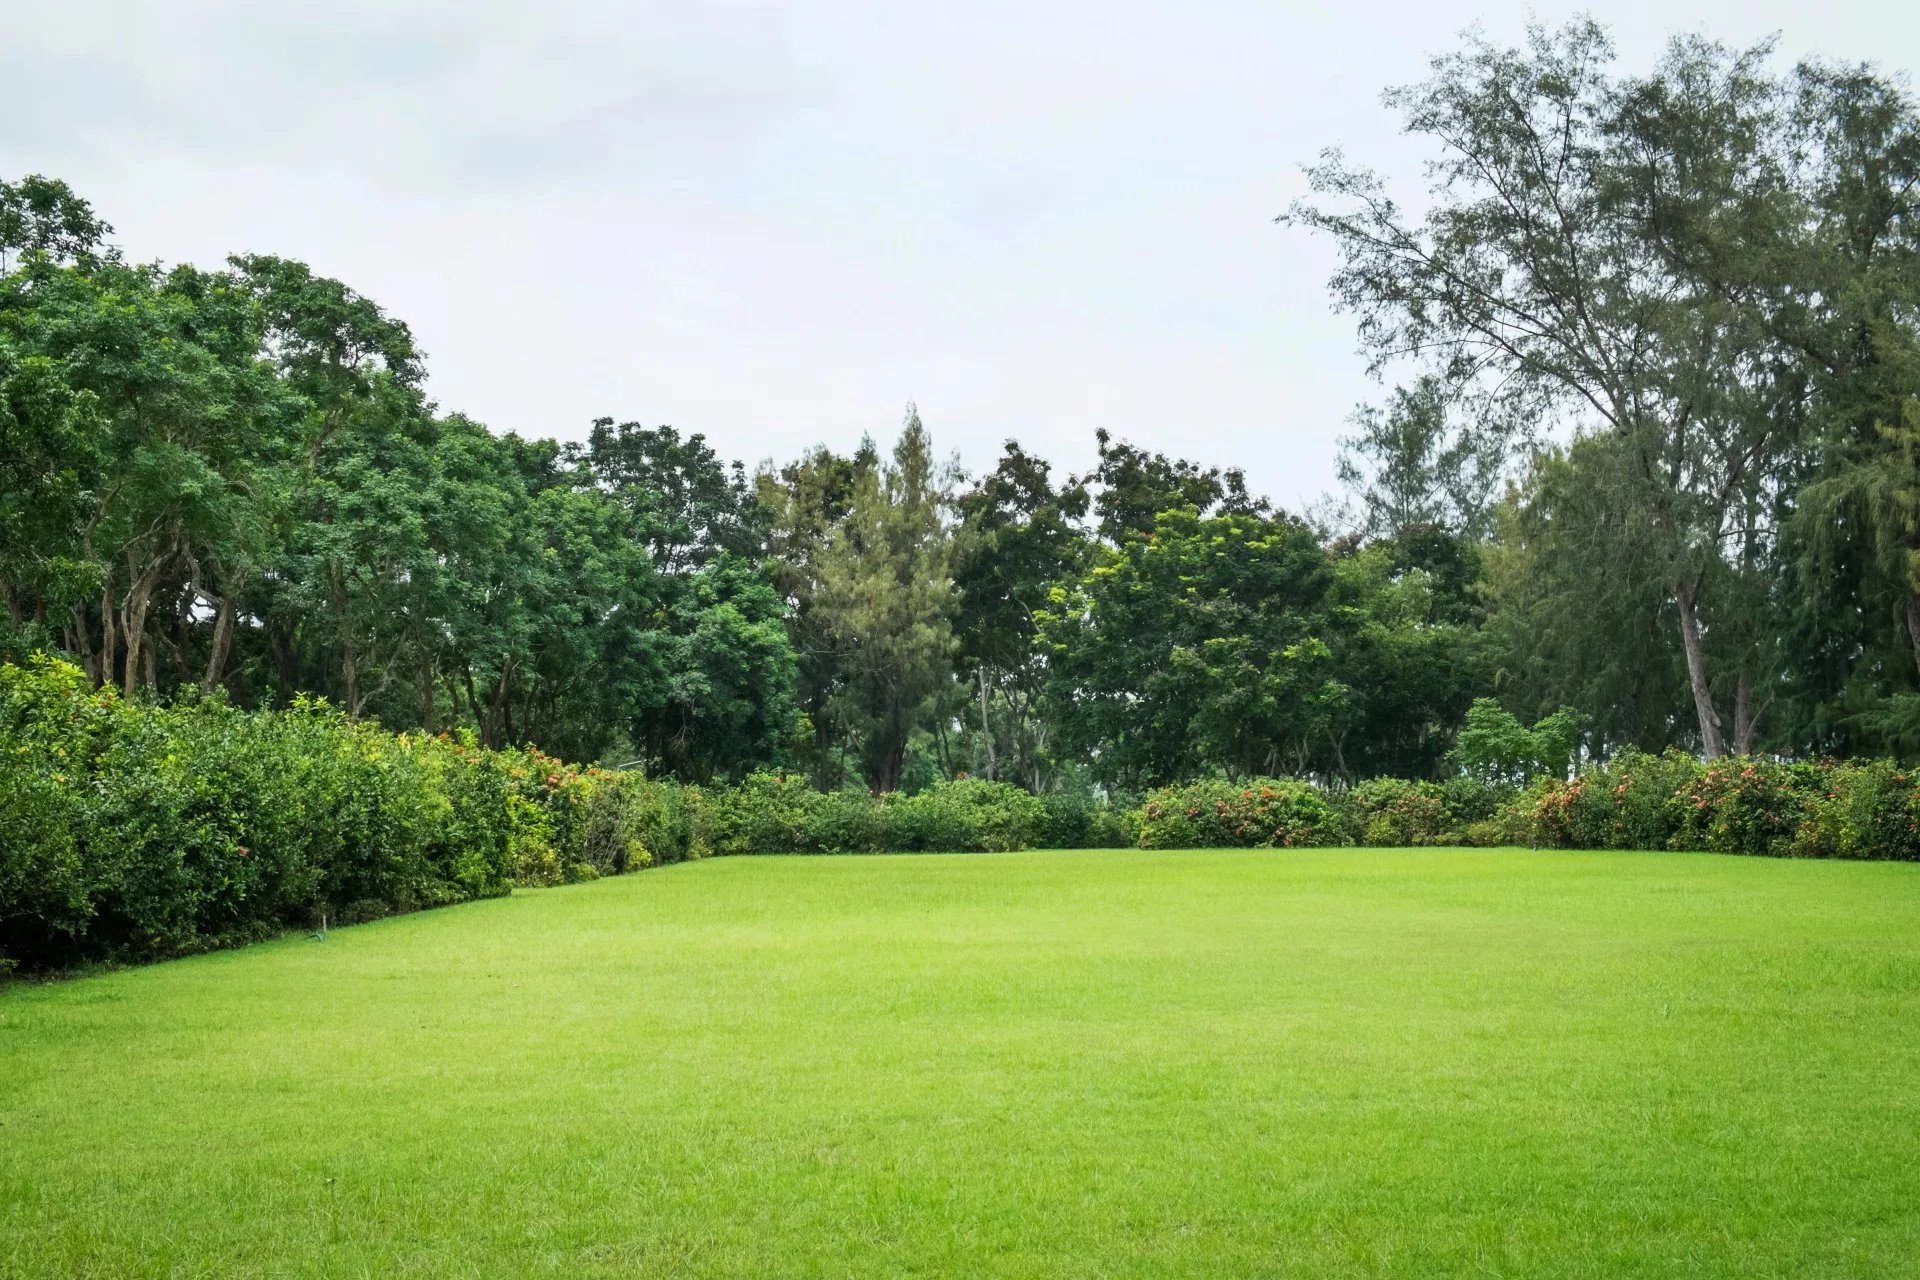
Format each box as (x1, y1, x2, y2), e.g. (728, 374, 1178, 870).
(953, 442, 1091, 788)
(1041, 507, 1346, 785)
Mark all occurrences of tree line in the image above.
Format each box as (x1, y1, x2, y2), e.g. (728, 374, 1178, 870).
(3, 20, 1917, 792)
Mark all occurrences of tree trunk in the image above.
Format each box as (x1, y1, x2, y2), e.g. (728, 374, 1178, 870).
(420, 654, 438, 731)
(202, 594, 237, 694)
(977, 668, 996, 781)
(1905, 591, 1920, 682)
(1673, 580, 1725, 759)
(69, 606, 99, 684)
(118, 531, 183, 698)
(461, 662, 483, 734)
(342, 632, 361, 715)
(268, 620, 300, 703)
(120, 571, 160, 697)
(1732, 665, 1758, 757)
(869, 724, 906, 793)
(99, 581, 117, 691)
(173, 594, 196, 685)
(484, 666, 512, 747)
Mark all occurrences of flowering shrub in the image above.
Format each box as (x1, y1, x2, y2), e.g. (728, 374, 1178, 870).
(1527, 750, 1700, 850)
(1136, 779, 1346, 849)
(1782, 759, 1920, 862)
(1668, 757, 1803, 856)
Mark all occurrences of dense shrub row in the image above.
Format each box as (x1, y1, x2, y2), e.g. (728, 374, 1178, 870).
(700, 772, 1129, 856)
(1144, 755, 1920, 859)
(1524, 751, 1920, 860)
(2, 658, 537, 970)
(0, 659, 1126, 971)
(7, 655, 1920, 974)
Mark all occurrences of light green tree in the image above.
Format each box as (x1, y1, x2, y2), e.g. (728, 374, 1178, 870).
(813, 407, 959, 792)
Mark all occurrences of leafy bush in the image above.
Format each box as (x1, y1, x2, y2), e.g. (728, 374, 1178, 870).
(1789, 760, 1920, 861)
(886, 780, 1047, 852)
(1453, 698, 1580, 786)
(1525, 750, 1701, 850)
(582, 772, 704, 873)
(1340, 778, 1450, 846)
(1668, 757, 1803, 856)
(0, 658, 106, 958)
(699, 775, 1055, 855)
(1136, 778, 1346, 849)
(0, 658, 516, 970)
(806, 788, 889, 853)
(13, 644, 1920, 977)
(1034, 790, 1132, 849)
(702, 772, 817, 856)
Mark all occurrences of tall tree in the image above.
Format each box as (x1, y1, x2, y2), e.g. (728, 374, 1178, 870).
(1775, 64, 1920, 748)
(1040, 507, 1346, 785)
(953, 442, 1091, 788)
(812, 408, 959, 792)
(0, 175, 112, 272)
(1332, 376, 1508, 540)
(1285, 21, 1807, 756)
(1084, 429, 1267, 544)
(759, 441, 873, 787)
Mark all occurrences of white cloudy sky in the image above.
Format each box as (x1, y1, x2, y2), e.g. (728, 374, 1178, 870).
(5, 1, 1915, 507)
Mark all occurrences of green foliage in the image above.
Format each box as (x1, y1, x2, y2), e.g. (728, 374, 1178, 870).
(1526, 750, 1704, 851)
(0, 657, 519, 969)
(1789, 760, 1920, 861)
(0, 187, 800, 781)
(702, 772, 819, 856)
(1042, 508, 1348, 786)
(1136, 779, 1346, 849)
(1032, 789, 1133, 850)
(1328, 535, 1487, 780)
(1452, 698, 1581, 787)
(1331, 376, 1506, 542)
(953, 441, 1092, 790)
(1338, 778, 1451, 847)
(15, 641, 1920, 977)
(886, 780, 1045, 853)
(1520, 752, 1920, 861)
(812, 409, 960, 793)
(1669, 758, 1811, 858)
(700, 774, 1067, 855)
(9, 30, 1920, 816)
(581, 772, 704, 874)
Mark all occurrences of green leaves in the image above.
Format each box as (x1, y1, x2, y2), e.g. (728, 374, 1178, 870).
(1043, 506, 1347, 785)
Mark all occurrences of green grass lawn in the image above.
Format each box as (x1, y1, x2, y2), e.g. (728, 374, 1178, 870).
(3, 848, 1918, 1278)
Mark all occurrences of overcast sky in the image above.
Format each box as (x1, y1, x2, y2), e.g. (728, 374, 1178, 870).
(5, 2, 1915, 508)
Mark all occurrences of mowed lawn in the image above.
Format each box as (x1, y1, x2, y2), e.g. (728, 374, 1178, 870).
(3, 850, 1918, 1278)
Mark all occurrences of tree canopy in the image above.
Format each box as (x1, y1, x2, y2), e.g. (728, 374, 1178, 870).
(3, 18, 1916, 790)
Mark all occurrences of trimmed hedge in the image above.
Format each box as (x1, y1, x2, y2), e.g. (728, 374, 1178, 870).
(1137, 779, 1345, 849)
(0, 659, 1131, 971)
(1, 658, 519, 969)
(700, 773, 1128, 855)
(7, 654, 1920, 975)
